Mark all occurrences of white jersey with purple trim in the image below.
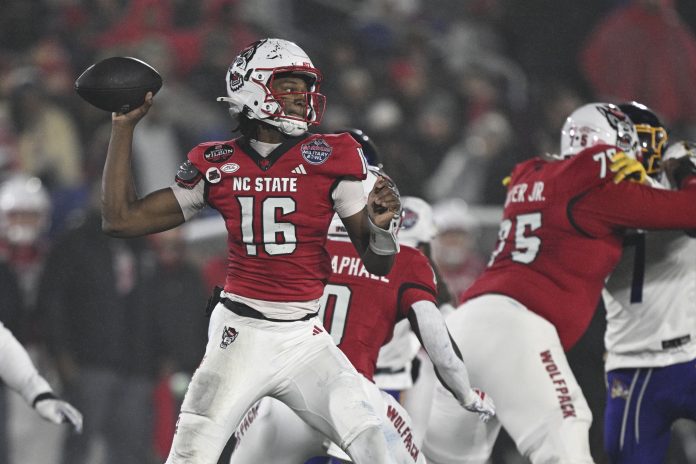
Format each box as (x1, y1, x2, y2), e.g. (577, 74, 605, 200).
(602, 229, 696, 371)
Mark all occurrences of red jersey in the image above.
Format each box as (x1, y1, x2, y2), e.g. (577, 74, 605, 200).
(462, 144, 696, 350)
(182, 133, 367, 302)
(320, 239, 437, 381)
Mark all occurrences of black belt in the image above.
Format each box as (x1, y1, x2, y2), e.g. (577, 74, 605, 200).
(220, 298, 318, 323)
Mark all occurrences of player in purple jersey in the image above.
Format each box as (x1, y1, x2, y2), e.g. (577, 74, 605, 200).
(603, 101, 696, 464)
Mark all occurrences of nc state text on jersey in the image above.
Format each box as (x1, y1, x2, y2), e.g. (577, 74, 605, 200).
(232, 177, 298, 192)
(505, 181, 546, 207)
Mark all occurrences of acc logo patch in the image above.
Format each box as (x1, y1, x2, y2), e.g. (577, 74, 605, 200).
(204, 144, 234, 163)
(221, 163, 240, 173)
(206, 167, 222, 183)
(220, 326, 239, 349)
(301, 138, 333, 165)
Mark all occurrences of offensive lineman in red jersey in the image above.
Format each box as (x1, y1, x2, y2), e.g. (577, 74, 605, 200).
(422, 102, 696, 464)
(229, 182, 495, 464)
(101, 39, 401, 464)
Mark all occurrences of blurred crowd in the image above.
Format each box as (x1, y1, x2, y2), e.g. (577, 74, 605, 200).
(1, 0, 696, 462)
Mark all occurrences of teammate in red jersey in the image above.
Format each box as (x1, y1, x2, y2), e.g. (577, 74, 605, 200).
(422, 102, 696, 464)
(101, 38, 401, 464)
(229, 181, 494, 464)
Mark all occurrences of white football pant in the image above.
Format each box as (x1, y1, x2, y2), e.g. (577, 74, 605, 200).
(422, 294, 594, 464)
(165, 304, 384, 463)
(230, 375, 426, 464)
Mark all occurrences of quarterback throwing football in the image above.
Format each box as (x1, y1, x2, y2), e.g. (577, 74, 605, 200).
(102, 38, 401, 464)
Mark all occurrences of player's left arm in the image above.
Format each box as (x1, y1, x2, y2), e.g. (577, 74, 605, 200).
(407, 301, 495, 422)
(342, 176, 401, 276)
(0, 322, 83, 433)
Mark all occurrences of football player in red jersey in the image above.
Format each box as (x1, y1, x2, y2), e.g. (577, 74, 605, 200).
(421, 102, 696, 464)
(101, 38, 401, 464)
(229, 176, 495, 464)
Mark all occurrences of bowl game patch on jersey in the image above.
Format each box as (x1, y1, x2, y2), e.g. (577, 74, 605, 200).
(301, 138, 332, 165)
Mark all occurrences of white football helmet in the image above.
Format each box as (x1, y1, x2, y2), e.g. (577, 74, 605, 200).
(0, 174, 50, 245)
(398, 196, 436, 248)
(560, 102, 640, 159)
(218, 38, 325, 137)
(432, 198, 480, 234)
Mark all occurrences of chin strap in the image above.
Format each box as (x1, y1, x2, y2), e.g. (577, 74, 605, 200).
(217, 97, 307, 137)
(277, 118, 308, 137)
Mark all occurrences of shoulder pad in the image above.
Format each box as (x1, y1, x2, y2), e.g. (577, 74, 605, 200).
(299, 134, 366, 180)
(175, 160, 203, 189)
(321, 132, 361, 148)
(570, 144, 619, 181)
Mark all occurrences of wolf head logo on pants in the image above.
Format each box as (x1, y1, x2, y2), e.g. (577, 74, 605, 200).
(221, 326, 239, 348)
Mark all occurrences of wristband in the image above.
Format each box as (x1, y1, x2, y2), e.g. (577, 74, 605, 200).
(32, 391, 57, 408)
(368, 214, 400, 255)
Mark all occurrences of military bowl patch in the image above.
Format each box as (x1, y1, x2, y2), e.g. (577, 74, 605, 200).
(204, 144, 234, 163)
(301, 138, 332, 165)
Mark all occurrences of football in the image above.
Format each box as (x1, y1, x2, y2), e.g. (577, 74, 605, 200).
(74, 56, 162, 113)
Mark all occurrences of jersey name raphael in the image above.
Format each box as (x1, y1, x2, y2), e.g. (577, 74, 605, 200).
(179, 134, 367, 302)
(319, 239, 437, 381)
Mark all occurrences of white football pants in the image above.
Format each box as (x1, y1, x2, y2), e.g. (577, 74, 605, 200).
(422, 294, 594, 464)
(165, 304, 385, 463)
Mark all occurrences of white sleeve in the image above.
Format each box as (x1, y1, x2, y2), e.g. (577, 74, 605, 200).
(410, 300, 472, 405)
(170, 182, 207, 221)
(332, 179, 366, 218)
(0, 322, 52, 405)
